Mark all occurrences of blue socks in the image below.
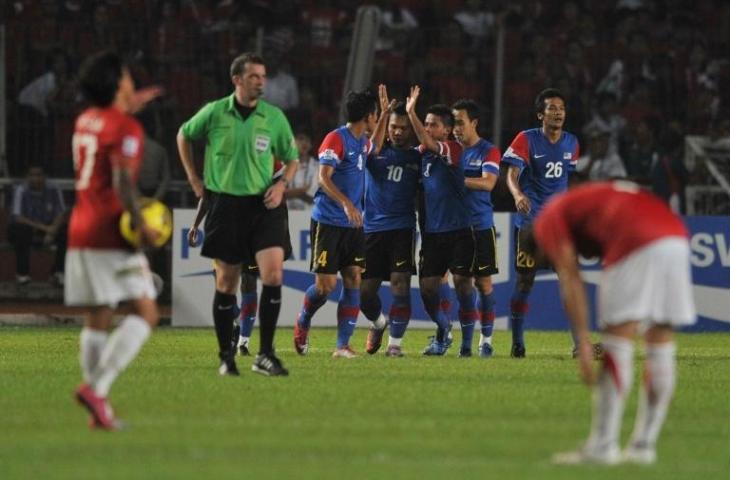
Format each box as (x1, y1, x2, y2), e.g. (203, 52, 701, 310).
(422, 292, 450, 341)
(458, 288, 478, 351)
(297, 285, 327, 329)
(239, 291, 257, 337)
(510, 290, 529, 345)
(479, 292, 496, 339)
(389, 295, 411, 339)
(336, 288, 360, 349)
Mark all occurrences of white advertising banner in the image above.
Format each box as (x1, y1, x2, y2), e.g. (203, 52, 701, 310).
(171, 209, 511, 328)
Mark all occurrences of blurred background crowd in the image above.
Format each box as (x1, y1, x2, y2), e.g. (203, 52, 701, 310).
(1, 0, 729, 289)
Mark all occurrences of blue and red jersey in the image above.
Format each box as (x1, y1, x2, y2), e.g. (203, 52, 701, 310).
(419, 140, 471, 233)
(502, 128, 579, 227)
(312, 126, 373, 227)
(463, 138, 501, 230)
(364, 144, 421, 233)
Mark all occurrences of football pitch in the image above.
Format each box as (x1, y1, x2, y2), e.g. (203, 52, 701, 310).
(1, 327, 728, 480)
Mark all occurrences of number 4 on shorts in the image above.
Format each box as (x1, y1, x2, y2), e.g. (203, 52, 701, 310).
(317, 250, 328, 267)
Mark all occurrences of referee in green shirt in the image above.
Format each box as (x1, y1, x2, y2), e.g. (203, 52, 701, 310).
(177, 52, 298, 377)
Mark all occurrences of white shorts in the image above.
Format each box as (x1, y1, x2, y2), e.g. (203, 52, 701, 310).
(599, 237, 696, 330)
(64, 249, 157, 308)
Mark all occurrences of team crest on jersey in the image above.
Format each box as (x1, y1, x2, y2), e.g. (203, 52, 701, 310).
(255, 134, 271, 153)
(563, 152, 573, 160)
(321, 149, 339, 162)
(122, 136, 139, 156)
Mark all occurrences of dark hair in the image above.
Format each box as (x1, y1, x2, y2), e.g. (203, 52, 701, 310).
(534, 88, 566, 114)
(426, 104, 454, 128)
(78, 50, 124, 107)
(391, 101, 407, 117)
(452, 98, 480, 122)
(344, 89, 377, 123)
(230, 52, 265, 77)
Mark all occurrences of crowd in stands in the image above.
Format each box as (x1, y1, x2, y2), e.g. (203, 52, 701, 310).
(4, 0, 730, 196)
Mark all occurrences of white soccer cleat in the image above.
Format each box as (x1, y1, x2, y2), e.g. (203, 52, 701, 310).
(621, 445, 656, 465)
(332, 346, 358, 358)
(552, 445, 620, 465)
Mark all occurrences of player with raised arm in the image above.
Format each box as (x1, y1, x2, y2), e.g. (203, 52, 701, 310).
(405, 86, 479, 356)
(359, 87, 420, 357)
(451, 99, 501, 357)
(502, 88, 579, 358)
(293, 89, 383, 358)
(529, 181, 695, 465)
(68, 51, 162, 430)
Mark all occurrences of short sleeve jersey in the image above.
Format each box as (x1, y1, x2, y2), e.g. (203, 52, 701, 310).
(534, 181, 688, 267)
(180, 95, 298, 196)
(419, 140, 471, 233)
(502, 128, 579, 227)
(312, 126, 373, 227)
(364, 143, 421, 233)
(463, 138, 501, 230)
(68, 107, 144, 249)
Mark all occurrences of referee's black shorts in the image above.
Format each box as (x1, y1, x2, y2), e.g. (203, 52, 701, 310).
(201, 191, 290, 266)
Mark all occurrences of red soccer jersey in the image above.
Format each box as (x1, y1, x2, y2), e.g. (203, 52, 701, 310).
(534, 181, 688, 267)
(68, 107, 144, 249)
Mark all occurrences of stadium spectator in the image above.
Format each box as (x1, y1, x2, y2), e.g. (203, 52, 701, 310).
(575, 129, 626, 181)
(178, 52, 298, 377)
(375, 0, 419, 51)
(8, 165, 67, 285)
(582, 92, 626, 157)
(453, 0, 495, 49)
(262, 56, 300, 113)
(285, 133, 319, 211)
(535, 181, 694, 465)
(620, 117, 659, 180)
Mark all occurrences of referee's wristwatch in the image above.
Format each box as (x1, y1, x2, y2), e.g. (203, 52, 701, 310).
(278, 178, 290, 188)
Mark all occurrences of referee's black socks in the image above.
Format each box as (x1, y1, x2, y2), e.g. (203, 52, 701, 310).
(213, 291, 237, 358)
(259, 285, 281, 355)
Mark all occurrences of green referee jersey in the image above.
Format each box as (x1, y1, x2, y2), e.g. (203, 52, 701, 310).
(180, 94, 299, 196)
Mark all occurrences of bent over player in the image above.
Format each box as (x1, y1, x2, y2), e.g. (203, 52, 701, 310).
(533, 181, 695, 465)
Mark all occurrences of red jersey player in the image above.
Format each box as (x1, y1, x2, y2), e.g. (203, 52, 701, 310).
(66, 51, 162, 430)
(531, 181, 695, 465)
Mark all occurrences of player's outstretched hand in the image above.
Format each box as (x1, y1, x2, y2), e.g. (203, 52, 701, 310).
(406, 86, 420, 113)
(577, 341, 596, 385)
(187, 227, 201, 247)
(343, 200, 363, 228)
(129, 86, 164, 114)
(378, 84, 390, 114)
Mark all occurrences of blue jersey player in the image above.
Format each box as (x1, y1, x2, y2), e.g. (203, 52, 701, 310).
(294, 88, 385, 358)
(360, 98, 421, 357)
(452, 99, 501, 358)
(406, 86, 480, 356)
(502, 88, 579, 358)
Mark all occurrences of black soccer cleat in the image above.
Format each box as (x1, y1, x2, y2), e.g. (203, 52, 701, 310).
(511, 343, 526, 358)
(218, 352, 240, 376)
(252, 352, 289, 377)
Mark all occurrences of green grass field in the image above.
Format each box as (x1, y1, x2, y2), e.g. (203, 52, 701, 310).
(0, 327, 728, 479)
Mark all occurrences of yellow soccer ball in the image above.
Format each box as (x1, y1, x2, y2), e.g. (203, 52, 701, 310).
(119, 198, 172, 248)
